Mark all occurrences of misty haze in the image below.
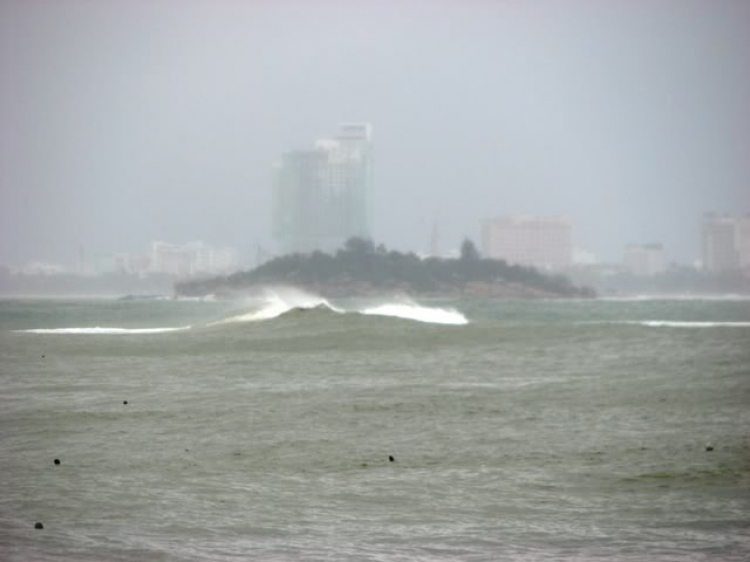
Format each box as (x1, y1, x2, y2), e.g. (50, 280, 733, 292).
(1, 2, 749, 561)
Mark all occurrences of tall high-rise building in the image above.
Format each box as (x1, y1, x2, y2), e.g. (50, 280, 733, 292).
(481, 215, 572, 269)
(702, 214, 740, 273)
(273, 123, 372, 254)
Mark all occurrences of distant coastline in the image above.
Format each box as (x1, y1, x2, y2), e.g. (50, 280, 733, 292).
(176, 238, 596, 300)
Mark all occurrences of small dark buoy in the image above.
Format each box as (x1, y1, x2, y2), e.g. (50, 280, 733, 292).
(123, 400, 128, 405)
(34, 522, 44, 530)
(388, 455, 395, 462)
(41, 355, 45, 358)
(706, 445, 714, 452)
(53, 458, 60, 466)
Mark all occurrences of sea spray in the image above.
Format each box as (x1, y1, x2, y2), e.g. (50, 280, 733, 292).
(211, 288, 469, 326)
(210, 287, 345, 324)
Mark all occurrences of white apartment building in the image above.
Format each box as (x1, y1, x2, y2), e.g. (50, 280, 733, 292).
(481, 215, 573, 269)
(151, 241, 239, 277)
(702, 214, 744, 273)
(623, 244, 667, 276)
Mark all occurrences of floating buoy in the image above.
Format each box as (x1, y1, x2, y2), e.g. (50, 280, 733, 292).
(34, 522, 44, 530)
(389, 455, 395, 462)
(53, 458, 60, 466)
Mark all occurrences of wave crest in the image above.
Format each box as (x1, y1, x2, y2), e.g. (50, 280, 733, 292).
(213, 288, 468, 326)
(211, 288, 344, 325)
(360, 303, 468, 325)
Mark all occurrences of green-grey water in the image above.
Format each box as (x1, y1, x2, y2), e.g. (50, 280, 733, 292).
(1, 295, 749, 561)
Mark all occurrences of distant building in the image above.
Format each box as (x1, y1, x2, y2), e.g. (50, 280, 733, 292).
(573, 248, 598, 266)
(150, 241, 239, 277)
(623, 243, 667, 276)
(481, 215, 572, 269)
(273, 123, 372, 254)
(17, 262, 66, 276)
(737, 216, 750, 270)
(211, 246, 239, 273)
(114, 253, 151, 276)
(151, 242, 193, 277)
(702, 214, 741, 273)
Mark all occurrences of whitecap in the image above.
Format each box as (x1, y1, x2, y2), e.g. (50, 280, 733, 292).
(211, 287, 344, 324)
(636, 321, 750, 328)
(359, 303, 468, 325)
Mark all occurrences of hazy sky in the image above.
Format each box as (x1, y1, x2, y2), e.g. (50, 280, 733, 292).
(2, 0, 749, 266)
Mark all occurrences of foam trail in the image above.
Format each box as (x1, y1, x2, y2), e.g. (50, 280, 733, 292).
(360, 303, 468, 325)
(16, 326, 191, 335)
(635, 321, 750, 328)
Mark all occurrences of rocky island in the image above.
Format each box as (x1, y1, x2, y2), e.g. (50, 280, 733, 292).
(175, 238, 596, 299)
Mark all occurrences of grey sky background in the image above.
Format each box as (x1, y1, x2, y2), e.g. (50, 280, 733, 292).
(1, 0, 749, 267)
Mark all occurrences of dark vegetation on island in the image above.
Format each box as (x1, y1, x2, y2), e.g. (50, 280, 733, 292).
(176, 238, 596, 298)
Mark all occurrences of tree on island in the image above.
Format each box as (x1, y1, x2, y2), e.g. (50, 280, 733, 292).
(460, 238, 480, 261)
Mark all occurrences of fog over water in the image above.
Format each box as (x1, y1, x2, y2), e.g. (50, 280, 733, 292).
(1, 0, 749, 266)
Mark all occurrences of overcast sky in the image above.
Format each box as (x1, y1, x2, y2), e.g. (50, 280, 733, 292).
(1, 0, 748, 267)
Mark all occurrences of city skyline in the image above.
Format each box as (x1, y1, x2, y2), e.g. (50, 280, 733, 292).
(2, 1, 749, 267)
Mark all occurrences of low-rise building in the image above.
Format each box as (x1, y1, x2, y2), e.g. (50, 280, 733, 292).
(623, 244, 667, 276)
(151, 241, 240, 277)
(702, 214, 741, 273)
(481, 215, 572, 269)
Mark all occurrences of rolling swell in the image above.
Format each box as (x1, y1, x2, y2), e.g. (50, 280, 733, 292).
(12, 291, 469, 336)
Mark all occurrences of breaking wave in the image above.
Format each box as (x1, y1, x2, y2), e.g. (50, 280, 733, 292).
(212, 288, 468, 326)
(211, 288, 345, 325)
(16, 326, 191, 335)
(14, 289, 469, 334)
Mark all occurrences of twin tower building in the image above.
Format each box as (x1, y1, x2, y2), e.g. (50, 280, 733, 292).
(272, 123, 373, 255)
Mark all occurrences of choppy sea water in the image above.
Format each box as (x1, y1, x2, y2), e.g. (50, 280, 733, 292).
(1, 292, 749, 561)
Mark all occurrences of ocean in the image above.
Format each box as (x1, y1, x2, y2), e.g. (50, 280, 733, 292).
(1, 291, 749, 561)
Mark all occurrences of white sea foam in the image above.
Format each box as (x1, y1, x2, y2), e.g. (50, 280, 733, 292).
(599, 294, 750, 302)
(635, 321, 750, 328)
(212, 287, 468, 326)
(359, 303, 468, 325)
(174, 294, 216, 302)
(16, 326, 191, 335)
